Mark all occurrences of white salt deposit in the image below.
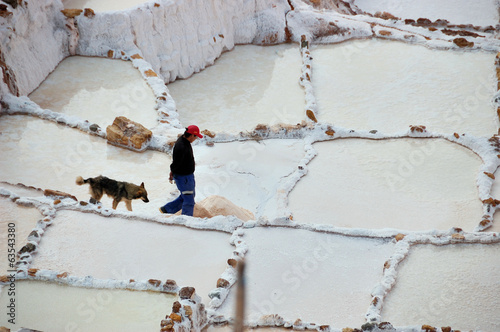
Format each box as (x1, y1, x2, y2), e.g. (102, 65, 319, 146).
(353, 0, 499, 26)
(63, 0, 149, 12)
(218, 227, 395, 328)
(0, 280, 177, 331)
(167, 44, 305, 134)
(0, 199, 42, 275)
(0, 116, 172, 214)
(30, 210, 232, 301)
(28, 56, 158, 130)
(0, 182, 45, 198)
(382, 243, 500, 331)
(289, 138, 483, 231)
(312, 39, 498, 137)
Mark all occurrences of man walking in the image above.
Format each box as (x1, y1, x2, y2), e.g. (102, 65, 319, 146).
(160, 125, 203, 216)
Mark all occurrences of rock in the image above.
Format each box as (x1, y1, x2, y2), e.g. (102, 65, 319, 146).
(83, 8, 95, 18)
(216, 278, 230, 288)
(374, 11, 399, 20)
(0, 327, 10, 332)
(416, 18, 432, 26)
(451, 233, 465, 240)
(421, 325, 436, 332)
(325, 129, 335, 136)
(164, 279, 177, 290)
(89, 123, 100, 132)
(453, 38, 474, 48)
(201, 129, 215, 138)
(18, 243, 36, 254)
(148, 279, 161, 287)
(255, 124, 268, 131)
(43, 189, 77, 201)
(484, 172, 495, 179)
(172, 301, 181, 313)
(480, 219, 490, 227)
(0, 4, 12, 18)
(160, 318, 174, 331)
(183, 305, 193, 317)
(395, 233, 406, 241)
(28, 230, 39, 238)
(361, 322, 376, 330)
(379, 30, 392, 36)
(378, 322, 394, 330)
(57, 272, 68, 278)
(2, 0, 17, 8)
(28, 268, 38, 277)
(306, 109, 318, 122)
(227, 258, 237, 268)
(61, 9, 82, 18)
(144, 69, 157, 77)
(106, 116, 152, 151)
(169, 312, 182, 322)
(179, 286, 196, 300)
(0, 275, 9, 283)
(441, 327, 452, 332)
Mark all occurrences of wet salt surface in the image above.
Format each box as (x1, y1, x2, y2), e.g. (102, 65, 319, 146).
(30, 210, 232, 302)
(382, 243, 500, 331)
(0, 199, 42, 275)
(168, 44, 305, 134)
(0, 280, 177, 331)
(62, 0, 149, 12)
(353, 0, 499, 26)
(194, 139, 305, 218)
(312, 39, 497, 137)
(218, 227, 395, 327)
(289, 138, 482, 231)
(0, 116, 172, 214)
(29, 56, 158, 130)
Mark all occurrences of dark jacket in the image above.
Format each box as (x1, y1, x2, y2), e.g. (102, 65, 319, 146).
(170, 136, 195, 175)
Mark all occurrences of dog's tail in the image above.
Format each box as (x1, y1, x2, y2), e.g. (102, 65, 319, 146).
(76, 176, 87, 186)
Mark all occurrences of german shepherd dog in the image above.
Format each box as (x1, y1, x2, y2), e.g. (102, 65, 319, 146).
(76, 175, 149, 211)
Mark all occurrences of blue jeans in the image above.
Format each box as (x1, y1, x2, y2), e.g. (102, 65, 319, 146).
(162, 174, 195, 216)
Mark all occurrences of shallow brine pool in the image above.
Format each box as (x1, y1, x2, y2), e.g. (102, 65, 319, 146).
(0, 280, 177, 331)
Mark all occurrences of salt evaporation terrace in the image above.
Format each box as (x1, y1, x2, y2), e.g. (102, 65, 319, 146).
(1, 0, 500, 331)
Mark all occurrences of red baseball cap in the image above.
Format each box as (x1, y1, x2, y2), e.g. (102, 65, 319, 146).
(186, 125, 203, 138)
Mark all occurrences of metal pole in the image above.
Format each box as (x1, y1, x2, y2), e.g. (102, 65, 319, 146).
(234, 260, 246, 332)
